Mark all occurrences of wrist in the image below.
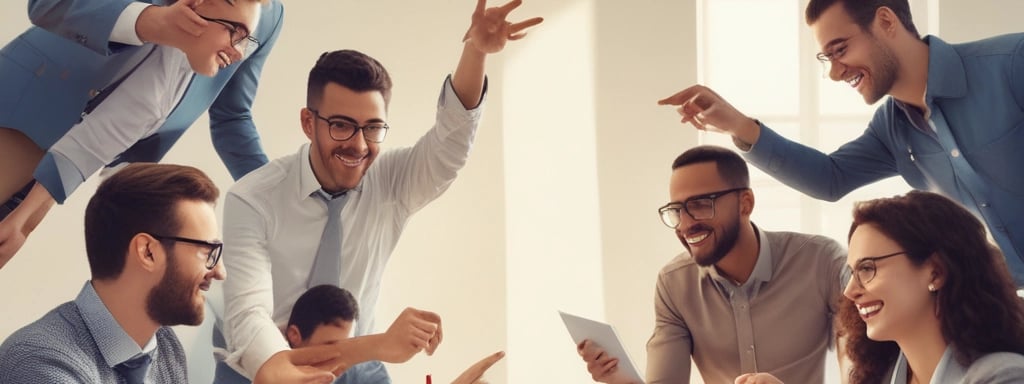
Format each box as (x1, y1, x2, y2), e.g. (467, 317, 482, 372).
(135, 6, 159, 44)
(349, 334, 387, 363)
(733, 118, 762, 150)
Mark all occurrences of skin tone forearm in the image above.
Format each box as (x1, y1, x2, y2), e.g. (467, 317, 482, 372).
(452, 45, 487, 109)
(19, 183, 56, 233)
(0, 182, 55, 268)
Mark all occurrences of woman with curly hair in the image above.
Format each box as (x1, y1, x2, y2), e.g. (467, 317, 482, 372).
(736, 191, 1024, 384)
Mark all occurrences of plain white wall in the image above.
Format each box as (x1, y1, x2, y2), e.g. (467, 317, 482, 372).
(1, 1, 1021, 384)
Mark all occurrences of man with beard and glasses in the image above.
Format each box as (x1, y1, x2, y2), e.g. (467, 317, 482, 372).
(0, 164, 345, 384)
(576, 146, 848, 384)
(658, 0, 1024, 286)
(216, 1, 543, 383)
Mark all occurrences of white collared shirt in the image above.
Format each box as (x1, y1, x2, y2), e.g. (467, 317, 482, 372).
(45, 44, 193, 199)
(220, 76, 485, 377)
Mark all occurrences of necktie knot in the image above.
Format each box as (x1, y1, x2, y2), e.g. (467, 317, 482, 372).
(115, 353, 152, 384)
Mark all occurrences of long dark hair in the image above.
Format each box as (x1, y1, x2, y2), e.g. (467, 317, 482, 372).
(839, 191, 1024, 383)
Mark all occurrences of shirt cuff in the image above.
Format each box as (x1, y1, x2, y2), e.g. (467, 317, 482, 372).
(435, 75, 486, 136)
(33, 152, 86, 204)
(111, 2, 152, 45)
(226, 325, 290, 379)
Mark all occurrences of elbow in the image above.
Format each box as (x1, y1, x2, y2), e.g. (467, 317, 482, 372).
(26, 2, 51, 26)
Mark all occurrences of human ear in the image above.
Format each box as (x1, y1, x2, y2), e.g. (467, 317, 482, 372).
(129, 233, 163, 272)
(300, 108, 316, 140)
(286, 325, 303, 348)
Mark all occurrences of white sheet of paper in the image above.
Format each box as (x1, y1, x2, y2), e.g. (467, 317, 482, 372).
(559, 310, 645, 384)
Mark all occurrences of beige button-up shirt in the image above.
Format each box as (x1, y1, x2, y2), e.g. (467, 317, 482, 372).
(646, 225, 848, 383)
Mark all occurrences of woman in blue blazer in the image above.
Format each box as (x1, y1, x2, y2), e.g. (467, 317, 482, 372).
(0, 0, 283, 268)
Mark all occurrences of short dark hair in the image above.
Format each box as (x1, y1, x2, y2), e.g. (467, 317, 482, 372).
(839, 191, 1024, 383)
(671, 145, 750, 189)
(805, 0, 919, 38)
(84, 163, 219, 280)
(287, 284, 360, 340)
(306, 50, 393, 108)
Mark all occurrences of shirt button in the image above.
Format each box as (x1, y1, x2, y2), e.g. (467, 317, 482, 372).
(951, 148, 961, 157)
(980, 202, 990, 208)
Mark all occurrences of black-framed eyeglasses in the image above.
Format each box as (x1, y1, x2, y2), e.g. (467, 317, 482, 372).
(197, 14, 260, 49)
(657, 187, 749, 228)
(152, 234, 223, 270)
(308, 108, 389, 143)
(851, 251, 906, 287)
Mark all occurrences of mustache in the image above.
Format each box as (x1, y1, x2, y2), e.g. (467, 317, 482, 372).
(332, 148, 368, 158)
(682, 224, 713, 236)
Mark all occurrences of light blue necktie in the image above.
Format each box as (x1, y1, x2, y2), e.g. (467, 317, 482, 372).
(115, 353, 152, 384)
(308, 191, 349, 288)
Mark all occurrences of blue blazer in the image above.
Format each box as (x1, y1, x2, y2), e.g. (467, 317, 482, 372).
(0, 0, 283, 202)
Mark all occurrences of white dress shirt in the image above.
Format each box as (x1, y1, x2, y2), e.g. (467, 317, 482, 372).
(220, 76, 485, 377)
(46, 44, 193, 197)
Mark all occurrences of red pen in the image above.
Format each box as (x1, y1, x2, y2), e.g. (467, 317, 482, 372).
(426, 374, 432, 384)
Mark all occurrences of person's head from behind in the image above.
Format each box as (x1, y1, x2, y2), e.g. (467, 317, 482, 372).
(658, 145, 753, 267)
(839, 191, 1024, 383)
(301, 49, 393, 194)
(805, 0, 919, 104)
(85, 163, 225, 327)
(286, 284, 359, 348)
(180, 0, 267, 76)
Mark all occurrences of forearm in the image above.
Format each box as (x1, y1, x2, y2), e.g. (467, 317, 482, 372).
(731, 118, 762, 150)
(451, 42, 487, 109)
(330, 334, 389, 366)
(7, 183, 56, 234)
(741, 123, 894, 202)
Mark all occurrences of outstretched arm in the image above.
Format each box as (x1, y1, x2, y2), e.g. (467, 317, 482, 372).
(451, 0, 543, 108)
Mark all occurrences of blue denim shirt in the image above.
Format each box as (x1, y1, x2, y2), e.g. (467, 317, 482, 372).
(745, 34, 1024, 284)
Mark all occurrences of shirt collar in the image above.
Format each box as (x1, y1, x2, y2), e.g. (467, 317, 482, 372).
(891, 346, 964, 384)
(922, 35, 967, 101)
(297, 143, 363, 201)
(891, 35, 966, 117)
(74, 281, 158, 368)
(704, 223, 773, 296)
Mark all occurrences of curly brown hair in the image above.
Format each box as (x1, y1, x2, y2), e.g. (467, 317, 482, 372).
(839, 191, 1024, 383)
